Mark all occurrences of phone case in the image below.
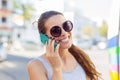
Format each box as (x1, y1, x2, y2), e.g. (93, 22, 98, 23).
(40, 33, 57, 50)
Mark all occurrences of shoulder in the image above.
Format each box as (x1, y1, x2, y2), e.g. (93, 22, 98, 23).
(27, 58, 42, 69)
(27, 55, 46, 72)
(27, 55, 47, 80)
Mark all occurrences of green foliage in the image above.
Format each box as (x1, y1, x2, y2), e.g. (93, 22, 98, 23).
(98, 21, 108, 37)
(12, 0, 22, 9)
(22, 4, 35, 20)
(82, 25, 94, 36)
(12, 0, 35, 21)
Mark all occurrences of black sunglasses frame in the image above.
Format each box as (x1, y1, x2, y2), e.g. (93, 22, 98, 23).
(50, 20, 73, 37)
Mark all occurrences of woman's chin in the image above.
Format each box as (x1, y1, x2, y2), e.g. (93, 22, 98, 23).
(59, 35, 72, 49)
(59, 43, 72, 49)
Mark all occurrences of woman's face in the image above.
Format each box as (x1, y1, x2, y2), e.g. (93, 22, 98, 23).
(45, 14, 72, 49)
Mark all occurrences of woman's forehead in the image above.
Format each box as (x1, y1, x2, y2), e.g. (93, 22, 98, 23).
(45, 15, 66, 28)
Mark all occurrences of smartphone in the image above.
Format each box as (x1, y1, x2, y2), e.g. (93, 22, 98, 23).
(40, 33, 57, 50)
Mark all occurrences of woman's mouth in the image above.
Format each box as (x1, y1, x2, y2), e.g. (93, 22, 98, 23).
(61, 37, 69, 42)
(59, 36, 70, 45)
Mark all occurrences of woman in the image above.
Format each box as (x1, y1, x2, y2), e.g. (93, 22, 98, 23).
(27, 11, 101, 80)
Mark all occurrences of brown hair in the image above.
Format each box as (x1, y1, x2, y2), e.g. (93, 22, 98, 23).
(38, 10, 101, 80)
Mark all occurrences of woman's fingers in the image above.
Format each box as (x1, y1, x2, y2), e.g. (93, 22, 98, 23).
(46, 38, 60, 57)
(48, 38, 51, 46)
(51, 39, 55, 51)
(45, 38, 62, 69)
(55, 43, 60, 55)
(46, 38, 58, 56)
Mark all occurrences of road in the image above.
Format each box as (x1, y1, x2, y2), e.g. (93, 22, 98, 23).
(0, 49, 110, 80)
(0, 54, 30, 80)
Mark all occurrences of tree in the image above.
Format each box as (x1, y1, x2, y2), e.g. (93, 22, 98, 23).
(98, 21, 108, 37)
(81, 25, 94, 36)
(12, 0, 35, 28)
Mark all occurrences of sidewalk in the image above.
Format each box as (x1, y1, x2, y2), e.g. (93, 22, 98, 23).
(8, 48, 44, 58)
(1, 48, 110, 80)
(0, 70, 14, 80)
(0, 48, 40, 80)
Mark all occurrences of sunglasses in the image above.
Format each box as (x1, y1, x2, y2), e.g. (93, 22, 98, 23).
(50, 20, 73, 37)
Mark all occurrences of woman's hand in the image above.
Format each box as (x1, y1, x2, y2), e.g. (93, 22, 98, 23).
(45, 39, 62, 71)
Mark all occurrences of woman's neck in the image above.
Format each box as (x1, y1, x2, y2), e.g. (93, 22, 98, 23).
(59, 48, 71, 63)
(58, 48, 77, 72)
(59, 48, 68, 56)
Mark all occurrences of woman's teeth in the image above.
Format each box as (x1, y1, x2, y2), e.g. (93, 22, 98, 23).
(61, 37, 69, 42)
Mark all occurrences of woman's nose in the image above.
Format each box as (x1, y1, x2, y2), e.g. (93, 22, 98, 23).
(60, 28, 67, 37)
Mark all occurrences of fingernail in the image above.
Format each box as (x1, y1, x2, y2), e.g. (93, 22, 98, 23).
(52, 38, 55, 40)
(58, 40, 60, 43)
(49, 37, 52, 39)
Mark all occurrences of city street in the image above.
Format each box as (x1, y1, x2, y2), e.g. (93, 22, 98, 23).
(0, 49, 110, 80)
(0, 0, 118, 80)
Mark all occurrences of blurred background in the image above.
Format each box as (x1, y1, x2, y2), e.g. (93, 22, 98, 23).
(0, 0, 119, 80)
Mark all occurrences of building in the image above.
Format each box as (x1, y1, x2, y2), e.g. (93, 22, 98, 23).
(0, 0, 13, 43)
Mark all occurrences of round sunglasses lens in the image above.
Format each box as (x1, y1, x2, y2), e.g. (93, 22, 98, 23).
(63, 21, 73, 32)
(50, 26, 61, 37)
